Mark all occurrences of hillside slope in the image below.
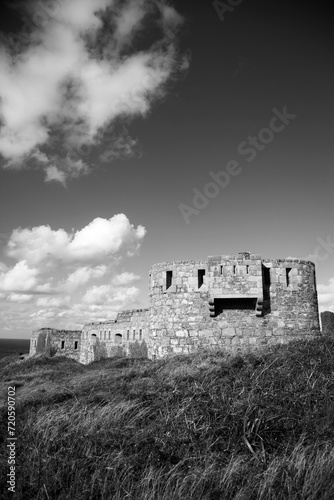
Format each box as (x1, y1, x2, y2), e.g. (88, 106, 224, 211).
(1, 335, 334, 500)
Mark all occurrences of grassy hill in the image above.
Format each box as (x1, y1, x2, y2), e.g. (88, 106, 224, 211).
(1, 335, 334, 499)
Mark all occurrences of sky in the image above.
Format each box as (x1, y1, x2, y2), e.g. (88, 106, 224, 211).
(0, 0, 333, 339)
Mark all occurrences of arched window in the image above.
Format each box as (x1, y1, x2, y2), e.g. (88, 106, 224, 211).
(115, 333, 122, 344)
(108, 330, 111, 340)
(90, 334, 97, 346)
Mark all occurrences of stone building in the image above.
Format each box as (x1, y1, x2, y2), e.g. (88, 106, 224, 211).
(29, 328, 82, 362)
(79, 309, 149, 364)
(30, 252, 320, 363)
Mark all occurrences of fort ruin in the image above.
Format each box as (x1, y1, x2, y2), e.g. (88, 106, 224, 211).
(30, 252, 321, 363)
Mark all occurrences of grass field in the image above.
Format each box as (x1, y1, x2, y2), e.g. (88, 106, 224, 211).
(1, 335, 334, 499)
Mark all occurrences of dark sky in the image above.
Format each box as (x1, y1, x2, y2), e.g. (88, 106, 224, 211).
(0, 0, 333, 337)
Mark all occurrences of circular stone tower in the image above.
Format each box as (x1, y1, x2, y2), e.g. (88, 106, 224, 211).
(148, 254, 320, 359)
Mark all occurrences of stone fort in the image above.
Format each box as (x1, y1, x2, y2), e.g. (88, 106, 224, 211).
(29, 252, 320, 364)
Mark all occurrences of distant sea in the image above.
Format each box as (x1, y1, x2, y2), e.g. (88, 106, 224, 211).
(0, 339, 30, 360)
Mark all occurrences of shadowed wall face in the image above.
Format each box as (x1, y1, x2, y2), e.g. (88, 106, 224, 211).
(321, 311, 334, 335)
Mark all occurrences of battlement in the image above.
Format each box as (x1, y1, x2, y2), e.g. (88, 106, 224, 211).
(30, 252, 320, 363)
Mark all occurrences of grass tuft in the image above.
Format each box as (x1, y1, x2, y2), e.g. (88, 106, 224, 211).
(1, 335, 334, 499)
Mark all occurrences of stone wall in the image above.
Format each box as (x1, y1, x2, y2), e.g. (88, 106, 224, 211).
(321, 311, 334, 335)
(29, 252, 321, 364)
(149, 253, 320, 359)
(80, 309, 149, 364)
(29, 329, 82, 361)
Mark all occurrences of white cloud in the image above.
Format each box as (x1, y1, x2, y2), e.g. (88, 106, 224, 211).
(83, 284, 140, 306)
(111, 272, 141, 286)
(318, 278, 334, 311)
(63, 265, 107, 292)
(0, 214, 146, 335)
(44, 165, 68, 186)
(7, 214, 146, 266)
(0, 260, 39, 292)
(0, 0, 186, 183)
(36, 296, 71, 308)
(7, 293, 34, 303)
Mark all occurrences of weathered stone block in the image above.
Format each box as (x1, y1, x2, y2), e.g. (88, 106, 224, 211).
(222, 328, 235, 337)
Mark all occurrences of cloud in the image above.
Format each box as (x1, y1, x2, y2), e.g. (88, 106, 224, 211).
(111, 272, 141, 286)
(0, 260, 39, 292)
(7, 214, 146, 266)
(44, 165, 68, 186)
(0, 0, 187, 183)
(7, 293, 34, 304)
(36, 296, 71, 309)
(62, 265, 108, 292)
(318, 278, 334, 311)
(83, 284, 140, 306)
(0, 213, 147, 334)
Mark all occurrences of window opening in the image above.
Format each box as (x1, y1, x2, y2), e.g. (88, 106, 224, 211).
(214, 297, 257, 316)
(198, 269, 205, 288)
(166, 271, 173, 289)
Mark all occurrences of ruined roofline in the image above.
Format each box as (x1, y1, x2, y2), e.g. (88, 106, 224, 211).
(32, 328, 82, 333)
(150, 254, 316, 267)
(83, 308, 149, 327)
(261, 258, 316, 266)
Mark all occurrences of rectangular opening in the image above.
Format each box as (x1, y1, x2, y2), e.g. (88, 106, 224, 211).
(61, 340, 65, 349)
(286, 268, 292, 286)
(127, 330, 129, 341)
(263, 266, 271, 287)
(233, 265, 236, 274)
(220, 265, 223, 274)
(74, 341, 78, 350)
(214, 297, 257, 316)
(133, 329, 136, 341)
(139, 329, 142, 341)
(166, 271, 173, 289)
(198, 269, 205, 288)
(246, 265, 249, 274)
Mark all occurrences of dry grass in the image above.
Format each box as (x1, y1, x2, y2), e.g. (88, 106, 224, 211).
(1, 336, 334, 499)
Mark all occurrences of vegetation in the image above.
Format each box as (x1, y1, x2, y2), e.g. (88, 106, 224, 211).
(1, 335, 334, 499)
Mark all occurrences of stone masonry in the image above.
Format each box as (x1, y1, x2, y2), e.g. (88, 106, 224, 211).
(29, 328, 82, 362)
(30, 252, 321, 363)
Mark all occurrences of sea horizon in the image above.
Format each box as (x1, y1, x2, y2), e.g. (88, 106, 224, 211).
(0, 338, 30, 360)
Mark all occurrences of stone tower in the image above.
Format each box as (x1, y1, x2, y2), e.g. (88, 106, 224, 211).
(148, 253, 320, 358)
